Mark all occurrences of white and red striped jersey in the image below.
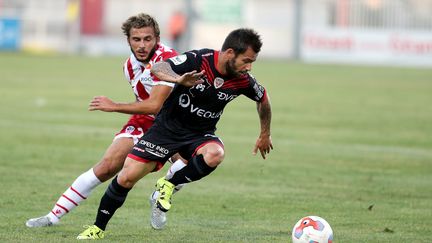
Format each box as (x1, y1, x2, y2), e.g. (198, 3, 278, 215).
(123, 43, 178, 119)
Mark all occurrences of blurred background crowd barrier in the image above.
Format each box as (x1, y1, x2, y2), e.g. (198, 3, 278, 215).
(1, 0, 431, 67)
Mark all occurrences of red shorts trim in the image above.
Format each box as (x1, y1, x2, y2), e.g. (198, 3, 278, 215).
(127, 154, 164, 172)
(127, 153, 151, 163)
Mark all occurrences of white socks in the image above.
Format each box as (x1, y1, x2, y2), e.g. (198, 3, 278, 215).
(47, 168, 101, 223)
(167, 159, 187, 192)
(166, 159, 187, 180)
(46, 160, 187, 223)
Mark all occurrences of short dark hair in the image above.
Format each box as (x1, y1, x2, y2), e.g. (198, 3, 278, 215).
(221, 28, 262, 55)
(121, 13, 160, 38)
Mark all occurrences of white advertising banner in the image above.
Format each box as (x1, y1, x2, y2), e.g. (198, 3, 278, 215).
(301, 28, 432, 67)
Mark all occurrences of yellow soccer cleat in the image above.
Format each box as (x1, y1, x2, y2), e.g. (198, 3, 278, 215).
(155, 177, 175, 212)
(76, 225, 105, 240)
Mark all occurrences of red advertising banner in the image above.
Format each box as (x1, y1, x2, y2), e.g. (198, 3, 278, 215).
(80, 0, 104, 35)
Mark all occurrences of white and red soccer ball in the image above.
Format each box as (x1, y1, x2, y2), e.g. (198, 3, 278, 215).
(292, 216, 333, 243)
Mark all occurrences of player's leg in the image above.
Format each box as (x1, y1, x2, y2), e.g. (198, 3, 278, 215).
(156, 141, 224, 212)
(169, 142, 224, 185)
(26, 137, 133, 228)
(77, 157, 158, 239)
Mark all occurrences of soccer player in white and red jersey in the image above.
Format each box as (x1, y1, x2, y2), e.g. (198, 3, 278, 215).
(26, 13, 186, 228)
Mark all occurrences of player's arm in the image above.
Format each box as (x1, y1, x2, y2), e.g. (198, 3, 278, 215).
(151, 61, 204, 87)
(88, 84, 172, 115)
(253, 93, 273, 159)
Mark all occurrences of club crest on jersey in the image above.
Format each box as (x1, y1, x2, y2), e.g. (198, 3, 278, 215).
(214, 77, 224, 89)
(170, 54, 187, 65)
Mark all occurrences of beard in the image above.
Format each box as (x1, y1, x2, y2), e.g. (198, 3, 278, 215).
(225, 58, 248, 78)
(225, 58, 241, 78)
(132, 44, 157, 63)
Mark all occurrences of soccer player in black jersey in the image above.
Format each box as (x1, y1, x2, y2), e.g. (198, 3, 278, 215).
(77, 28, 272, 239)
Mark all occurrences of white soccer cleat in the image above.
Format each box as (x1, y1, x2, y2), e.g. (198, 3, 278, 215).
(149, 181, 167, 230)
(26, 216, 55, 228)
(150, 201, 167, 230)
(149, 190, 167, 230)
(148, 178, 184, 230)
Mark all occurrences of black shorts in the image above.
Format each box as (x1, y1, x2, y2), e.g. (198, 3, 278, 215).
(127, 124, 224, 171)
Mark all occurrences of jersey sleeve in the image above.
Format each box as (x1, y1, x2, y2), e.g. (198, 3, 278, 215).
(242, 74, 267, 102)
(165, 50, 201, 74)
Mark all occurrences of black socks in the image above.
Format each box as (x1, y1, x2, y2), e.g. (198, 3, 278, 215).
(168, 154, 216, 185)
(94, 176, 131, 230)
(93, 155, 216, 230)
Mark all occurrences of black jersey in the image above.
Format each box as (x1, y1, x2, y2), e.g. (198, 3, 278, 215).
(154, 48, 267, 135)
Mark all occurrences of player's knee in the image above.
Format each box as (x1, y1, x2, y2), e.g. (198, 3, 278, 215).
(116, 172, 136, 189)
(203, 148, 225, 167)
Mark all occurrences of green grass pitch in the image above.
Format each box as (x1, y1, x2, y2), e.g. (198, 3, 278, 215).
(0, 52, 431, 242)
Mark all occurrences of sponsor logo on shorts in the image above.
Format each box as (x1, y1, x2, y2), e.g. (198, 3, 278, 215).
(138, 140, 169, 158)
(145, 149, 166, 158)
(133, 147, 145, 153)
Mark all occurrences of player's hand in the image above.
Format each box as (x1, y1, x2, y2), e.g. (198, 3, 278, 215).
(253, 134, 273, 159)
(177, 70, 205, 87)
(88, 96, 117, 112)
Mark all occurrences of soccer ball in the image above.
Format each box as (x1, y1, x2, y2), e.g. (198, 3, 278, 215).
(292, 216, 333, 243)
